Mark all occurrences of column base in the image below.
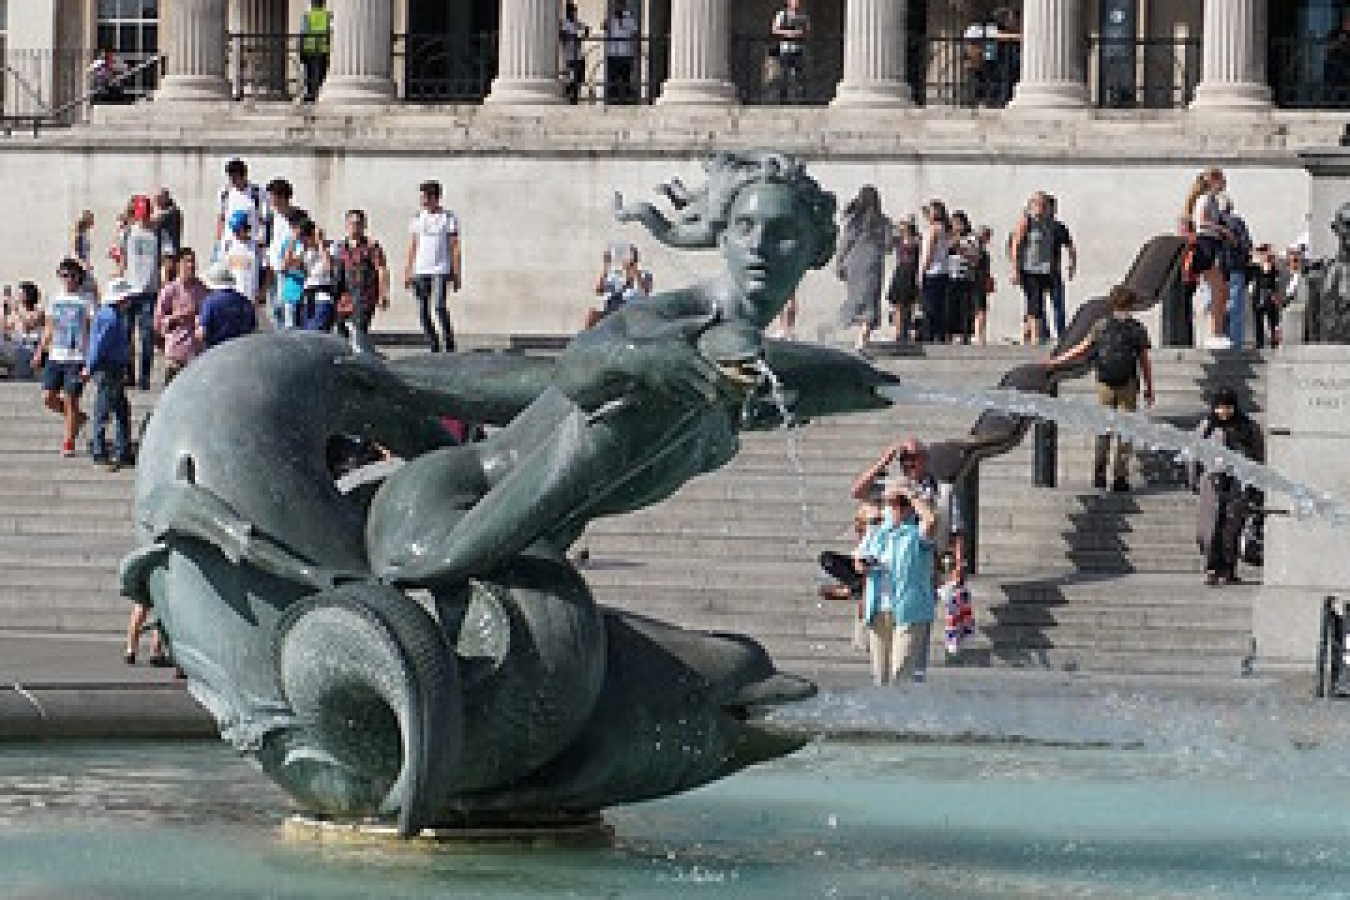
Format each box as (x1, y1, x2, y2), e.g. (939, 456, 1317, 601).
(656, 80, 737, 106)
(483, 78, 564, 106)
(318, 78, 397, 105)
(831, 82, 913, 108)
(1007, 81, 1090, 111)
(155, 76, 232, 103)
(1190, 82, 1273, 112)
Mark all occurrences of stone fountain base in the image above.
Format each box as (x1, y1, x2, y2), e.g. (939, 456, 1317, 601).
(282, 812, 616, 849)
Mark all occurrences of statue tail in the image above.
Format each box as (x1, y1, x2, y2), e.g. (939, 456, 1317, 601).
(274, 583, 460, 838)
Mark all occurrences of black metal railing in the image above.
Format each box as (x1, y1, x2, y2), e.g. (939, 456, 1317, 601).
(916, 35, 1020, 107)
(1, 50, 160, 135)
(395, 32, 497, 103)
(1271, 36, 1350, 109)
(729, 34, 843, 106)
(1089, 36, 1200, 109)
(228, 32, 304, 100)
(567, 35, 668, 105)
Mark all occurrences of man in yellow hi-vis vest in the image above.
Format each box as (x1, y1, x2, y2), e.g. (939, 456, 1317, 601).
(300, 0, 331, 101)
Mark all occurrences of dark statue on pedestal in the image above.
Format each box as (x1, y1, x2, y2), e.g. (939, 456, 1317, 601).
(1300, 202, 1350, 344)
(120, 153, 902, 838)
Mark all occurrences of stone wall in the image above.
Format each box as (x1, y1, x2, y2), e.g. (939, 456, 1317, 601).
(0, 105, 1327, 343)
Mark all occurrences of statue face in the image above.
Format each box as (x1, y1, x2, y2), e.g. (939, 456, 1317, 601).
(719, 182, 816, 325)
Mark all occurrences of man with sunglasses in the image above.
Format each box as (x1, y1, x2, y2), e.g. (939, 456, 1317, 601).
(850, 437, 967, 585)
(852, 477, 939, 685)
(34, 259, 95, 456)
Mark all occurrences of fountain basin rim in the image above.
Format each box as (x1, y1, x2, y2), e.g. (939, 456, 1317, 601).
(282, 813, 616, 849)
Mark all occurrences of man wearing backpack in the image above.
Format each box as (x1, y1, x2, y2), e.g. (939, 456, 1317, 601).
(1046, 285, 1156, 492)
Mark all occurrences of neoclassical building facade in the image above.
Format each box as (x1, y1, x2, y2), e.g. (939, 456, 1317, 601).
(0, 1, 1346, 341)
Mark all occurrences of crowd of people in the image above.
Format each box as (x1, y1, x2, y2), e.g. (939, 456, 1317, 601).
(0, 156, 463, 469)
(819, 184, 1074, 351)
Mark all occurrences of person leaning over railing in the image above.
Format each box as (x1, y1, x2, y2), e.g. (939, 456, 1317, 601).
(561, 3, 591, 104)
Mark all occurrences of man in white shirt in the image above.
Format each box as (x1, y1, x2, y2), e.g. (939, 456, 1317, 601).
(116, 195, 163, 389)
(215, 158, 266, 254)
(771, 0, 810, 103)
(264, 178, 298, 327)
(404, 180, 461, 352)
(35, 259, 96, 456)
(605, 0, 640, 105)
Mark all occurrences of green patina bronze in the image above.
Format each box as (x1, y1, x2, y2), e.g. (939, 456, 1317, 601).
(121, 152, 900, 838)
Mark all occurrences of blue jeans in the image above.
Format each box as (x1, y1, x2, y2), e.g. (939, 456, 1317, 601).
(122, 292, 157, 388)
(414, 274, 455, 352)
(1226, 270, 1247, 347)
(920, 274, 949, 342)
(89, 368, 130, 461)
(1044, 272, 1068, 341)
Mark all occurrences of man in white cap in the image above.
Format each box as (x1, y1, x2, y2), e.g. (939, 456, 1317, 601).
(852, 475, 939, 685)
(196, 262, 255, 350)
(83, 276, 134, 469)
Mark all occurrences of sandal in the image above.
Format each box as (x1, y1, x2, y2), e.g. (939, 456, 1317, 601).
(148, 652, 173, 668)
(123, 649, 136, 665)
(1204, 572, 1221, 586)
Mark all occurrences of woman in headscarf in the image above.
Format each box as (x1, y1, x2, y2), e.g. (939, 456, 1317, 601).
(1194, 386, 1264, 585)
(836, 185, 892, 351)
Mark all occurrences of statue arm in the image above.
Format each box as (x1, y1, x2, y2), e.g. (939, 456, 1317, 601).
(386, 353, 559, 427)
(750, 341, 898, 427)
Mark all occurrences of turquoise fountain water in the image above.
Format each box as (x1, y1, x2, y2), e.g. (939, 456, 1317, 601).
(3, 687, 1350, 899)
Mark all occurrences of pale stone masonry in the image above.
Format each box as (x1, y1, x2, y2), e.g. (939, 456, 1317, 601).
(1009, 0, 1088, 110)
(658, 0, 736, 106)
(319, 0, 395, 104)
(832, 0, 912, 108)
(1191, 0, 1272, 111)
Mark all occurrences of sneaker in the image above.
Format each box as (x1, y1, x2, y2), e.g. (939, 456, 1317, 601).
(1111, 477, 1130, 493)
(90, 453, 109, 465)
(1203, 335, 1233, 350)
(106, 459, 122, 473)
(61, 440, 74, 457)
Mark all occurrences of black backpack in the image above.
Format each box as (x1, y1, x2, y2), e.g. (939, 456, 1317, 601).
(1094, 318, 1140, 387)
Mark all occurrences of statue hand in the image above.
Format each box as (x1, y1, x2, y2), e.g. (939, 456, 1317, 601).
(558, 337, 727, 413)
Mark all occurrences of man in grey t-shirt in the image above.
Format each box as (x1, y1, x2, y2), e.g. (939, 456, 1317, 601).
(118, 195, 163, 390)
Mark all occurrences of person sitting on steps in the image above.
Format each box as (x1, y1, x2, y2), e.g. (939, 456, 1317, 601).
(1044, 285, 1156, 492)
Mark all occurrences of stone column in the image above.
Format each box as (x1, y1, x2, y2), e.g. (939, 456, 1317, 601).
(658, 0, 735, 105)
(1191, 0, 1271, 110)
(229, 0, 288, 98)
(485, 0, 563, 105)
(319, 0, 395, 104)
(1008, 0, 1088, 109)
(833, 0, 911, 107)
(157, 0, 231, 101)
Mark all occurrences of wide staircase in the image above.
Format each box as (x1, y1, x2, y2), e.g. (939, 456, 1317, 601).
(0, 344, 1267, 682)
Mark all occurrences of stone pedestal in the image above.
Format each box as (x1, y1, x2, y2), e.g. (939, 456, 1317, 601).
(485, 0, 563, 105)
(832, 0, 911, 108)
(1191, 0, 1271, 112)
(157, 0, 231, 101)
(658, 0, 736, 106)
(319, 0, 395, 104)
(1255, 346, 1350, 675)
(1008, 0, 1088, 110)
